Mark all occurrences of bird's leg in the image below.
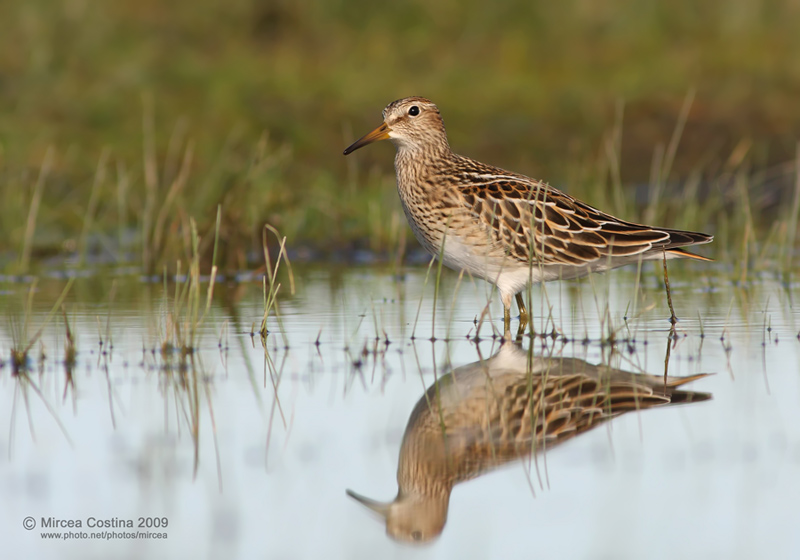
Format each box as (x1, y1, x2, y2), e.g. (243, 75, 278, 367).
(515, 293, 529, 328)
(501, 292, 513, 338)
(662, 249, 678, 324)
(663, 322, 677, 389)
(514, 319, 526, 343)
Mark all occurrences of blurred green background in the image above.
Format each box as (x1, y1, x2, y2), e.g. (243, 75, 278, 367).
(1, 0, 799, 271)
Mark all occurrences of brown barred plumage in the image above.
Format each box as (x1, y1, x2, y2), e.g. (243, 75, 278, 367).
(344, 97, 713, 330)
(346, 342, 711, 543)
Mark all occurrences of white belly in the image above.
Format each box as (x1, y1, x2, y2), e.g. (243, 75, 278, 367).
(431, 234, 544, 298)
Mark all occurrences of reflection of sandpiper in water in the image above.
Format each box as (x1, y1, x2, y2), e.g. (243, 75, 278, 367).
(347, 342, 711, 543)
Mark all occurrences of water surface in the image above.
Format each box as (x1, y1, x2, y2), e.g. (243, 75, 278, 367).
(2, 266, 799, 559)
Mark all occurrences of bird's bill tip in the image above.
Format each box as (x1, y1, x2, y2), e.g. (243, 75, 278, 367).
(343, 123, 391, 155)
(345, 488, 390, 517)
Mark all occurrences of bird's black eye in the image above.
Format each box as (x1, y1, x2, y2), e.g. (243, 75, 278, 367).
(408, 106, 420, 117)
(411, 530, 422, 541)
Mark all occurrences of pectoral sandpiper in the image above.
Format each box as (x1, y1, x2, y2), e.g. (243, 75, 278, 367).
(347, 341, 711, 543)
(344, 97, 713, 331)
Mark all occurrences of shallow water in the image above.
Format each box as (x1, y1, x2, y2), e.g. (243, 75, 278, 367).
(2, 266, 799, 559)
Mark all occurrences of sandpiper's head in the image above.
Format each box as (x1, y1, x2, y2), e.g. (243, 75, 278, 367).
(343, 97, 449, 155)
(346, 488, 448, 544)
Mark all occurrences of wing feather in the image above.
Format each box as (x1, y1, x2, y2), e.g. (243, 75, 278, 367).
(456, 169, 711, 266)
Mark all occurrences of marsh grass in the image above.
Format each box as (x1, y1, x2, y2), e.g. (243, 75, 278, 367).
(5, 279, 75, 457)
(411, 257, 439, 340)
(156, 209, 221, 360)
(136, 205, 226, 486)
(9, 279, 75, 373)
(0, 99, 795, 279)
(781, 145, 800, 278)
(3, 1, 800, 274)
(61, 306, 77, 410)
(259, 224, 295, 342)
(17, 147, 54, 274)
(262, 336, 288, 469)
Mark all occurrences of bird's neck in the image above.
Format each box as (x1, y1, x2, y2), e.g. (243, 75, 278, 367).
(397, 462, 454, 500)
(394, 143, 454, 193)
(396, 428, 457, 496)
(395, 137, 452, 161)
